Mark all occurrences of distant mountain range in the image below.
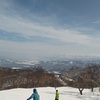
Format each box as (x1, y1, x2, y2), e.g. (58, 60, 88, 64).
(0, 56, 100, 72)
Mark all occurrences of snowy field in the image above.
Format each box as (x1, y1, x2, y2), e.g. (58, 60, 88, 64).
(0, 87, 100, 100)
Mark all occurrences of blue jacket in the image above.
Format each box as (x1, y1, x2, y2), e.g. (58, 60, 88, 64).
(27, 89, 40, 100)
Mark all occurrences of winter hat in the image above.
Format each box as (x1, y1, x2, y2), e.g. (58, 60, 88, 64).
(56, 90, 58, 92)
(33, 88, 37, 93)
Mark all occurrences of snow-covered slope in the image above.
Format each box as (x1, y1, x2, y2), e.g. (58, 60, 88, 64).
(0, 87, 100, 100)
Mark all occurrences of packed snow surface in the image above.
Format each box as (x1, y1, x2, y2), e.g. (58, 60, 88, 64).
(0, 87, 100, 100)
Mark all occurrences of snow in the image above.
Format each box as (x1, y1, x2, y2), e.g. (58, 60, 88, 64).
(16, 60, 39, 65)
(53, 71, 61, 75)
(55, 75, 67, 86)
(12, 67, 22, 69)
(0, 87, 100, 100)
(70, 61, 73, 64)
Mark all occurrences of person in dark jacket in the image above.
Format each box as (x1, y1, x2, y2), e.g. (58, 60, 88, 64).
(55, 90, 59, 100)
(27, 88, 40, 100)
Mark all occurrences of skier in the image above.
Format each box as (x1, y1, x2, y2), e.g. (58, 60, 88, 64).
(27, 88, 40, 100)
(55, 90, 59, 100)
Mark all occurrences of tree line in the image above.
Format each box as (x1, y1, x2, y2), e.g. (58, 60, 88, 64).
(0, 67, 62, 90)
(64, 63, 100, 95)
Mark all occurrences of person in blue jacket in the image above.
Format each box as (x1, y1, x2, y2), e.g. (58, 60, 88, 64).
(27, 88, 40, 100)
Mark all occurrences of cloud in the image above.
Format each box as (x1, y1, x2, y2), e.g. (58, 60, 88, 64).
(0, 40, 70, 60)
(1, 0, 100, 59)
(92, 20, 100, 24)
(0, 38, 100, 60)
(0, 0, 92, 45)
(0, 11, 91, 45)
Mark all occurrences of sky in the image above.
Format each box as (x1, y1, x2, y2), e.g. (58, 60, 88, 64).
(0, 0, 100, 60)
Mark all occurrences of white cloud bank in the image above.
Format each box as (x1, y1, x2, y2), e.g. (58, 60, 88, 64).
(0, 12, 91, 45)
(0, 39, 100, 60)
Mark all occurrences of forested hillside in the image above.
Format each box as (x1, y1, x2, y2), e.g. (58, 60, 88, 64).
(0, 67, 62, 90)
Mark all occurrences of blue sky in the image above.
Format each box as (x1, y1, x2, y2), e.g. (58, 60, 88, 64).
(0, 0, 100, 60)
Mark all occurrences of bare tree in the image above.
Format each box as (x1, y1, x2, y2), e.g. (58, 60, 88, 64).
(85, 64, 99, 92)
(75, 75, 85, 95)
